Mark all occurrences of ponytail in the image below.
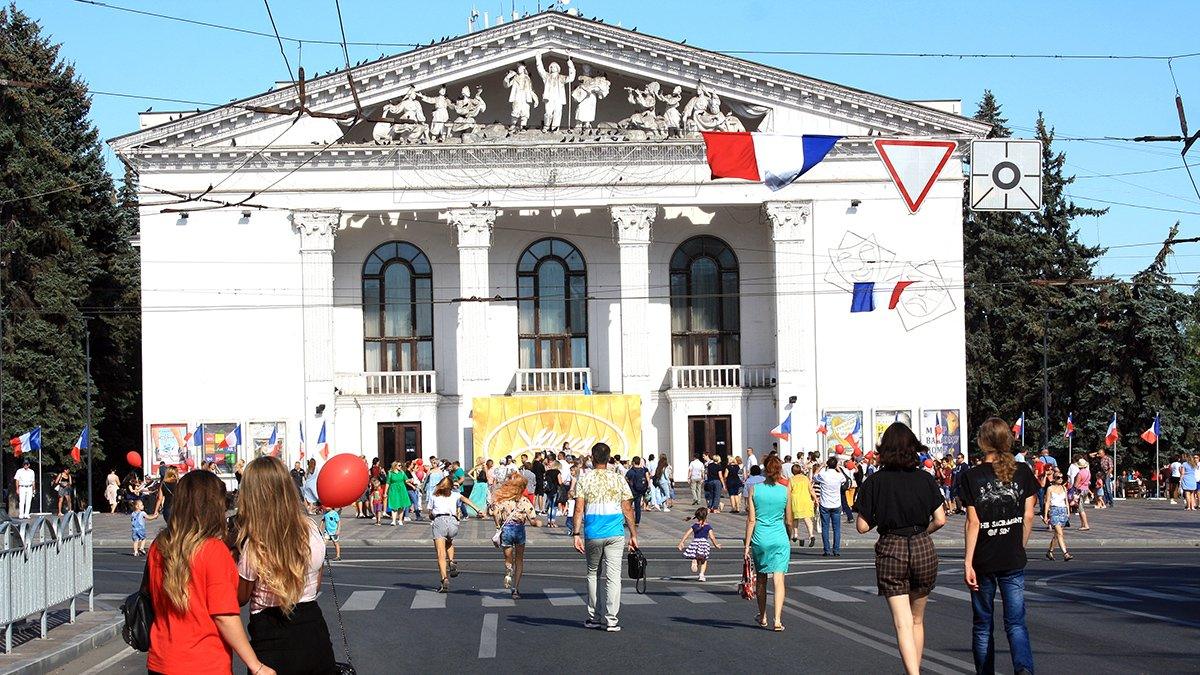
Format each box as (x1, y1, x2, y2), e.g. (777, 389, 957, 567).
(978, 416, 1017, 482)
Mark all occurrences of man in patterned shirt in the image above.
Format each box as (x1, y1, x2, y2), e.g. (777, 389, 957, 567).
(573, 443, 638, 632)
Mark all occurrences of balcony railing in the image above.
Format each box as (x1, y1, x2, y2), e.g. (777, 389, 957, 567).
(514, 368, 591, 394)
(334, 371, 436, 396)
(669, 365, 776, 389)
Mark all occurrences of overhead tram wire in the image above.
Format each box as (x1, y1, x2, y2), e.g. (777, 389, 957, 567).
(262, 0, 295, 83)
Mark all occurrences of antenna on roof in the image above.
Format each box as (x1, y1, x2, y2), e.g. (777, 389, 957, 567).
(468, 6, 480, 32)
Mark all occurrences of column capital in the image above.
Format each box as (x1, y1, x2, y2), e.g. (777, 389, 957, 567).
(444, 207, 499, 248)
(291, 211, 340, 251)
(762, 200, 812, 242)
(610, 204, 656, 245)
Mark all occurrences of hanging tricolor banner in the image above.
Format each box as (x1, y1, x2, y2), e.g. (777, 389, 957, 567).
(1011, 413, 1025, 439)
(71, 426, 88, 465)
(1104, 413, 1119, 447)
(849, 281, 920, 313)
(1140, 415, 1160, 445)
(874, 139, 957, 213)
(9, 427, 41, 457)
(770, 411, 792, 442)
(1064, 413, 1074, 438)
(702, 132, 841, 191)
(190, 424, 203, 448)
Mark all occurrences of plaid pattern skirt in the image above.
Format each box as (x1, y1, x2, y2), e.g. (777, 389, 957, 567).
(874, 532, 938, 598)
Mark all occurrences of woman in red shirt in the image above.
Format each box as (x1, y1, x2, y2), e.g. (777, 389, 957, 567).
(147, 470, 274, 675)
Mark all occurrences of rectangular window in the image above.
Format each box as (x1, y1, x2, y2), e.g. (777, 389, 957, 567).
(518, 299, 535, 334)
(249, 422, 286, 459)
(519, 338, 536, 369)
(365, 342, 382, 371)
(416, 341, 433, 371)
(571, 336, 587, 368)
(364, 280, 381, 338)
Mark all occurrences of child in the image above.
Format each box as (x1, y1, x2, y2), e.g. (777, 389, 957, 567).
(323, 506, 342, 561)
(130, 499, 158, 557)
(677, 507, 720, 581)
(371, 474, 386, 525)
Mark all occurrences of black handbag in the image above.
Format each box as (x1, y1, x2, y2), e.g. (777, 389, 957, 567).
(323, 558, 357, 675)
(120, 562, 154, 652)
(626, 545, 648, 594)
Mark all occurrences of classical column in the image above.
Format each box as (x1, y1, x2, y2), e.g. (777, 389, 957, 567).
(293, 210, 339, 459)
(446, 207, 499, 388)
(764, 201, 817, 441)
(611, 205, 656, 393)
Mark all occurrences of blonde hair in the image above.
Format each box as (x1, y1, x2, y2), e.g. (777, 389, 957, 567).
(133, 499, 144, 511)
(164, 467, 180, 484)
(493, 474, 527, 504)
(156, 470, 227, 614)
(978, 417, 1017, 483)
(235, 456, 311, 615)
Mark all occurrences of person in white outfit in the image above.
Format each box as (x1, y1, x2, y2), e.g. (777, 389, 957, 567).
(535, 52, 576, 132)
(14, 460, 36, 518)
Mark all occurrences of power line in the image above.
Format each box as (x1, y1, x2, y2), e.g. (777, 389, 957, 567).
(261, 0, 295, 82)
(1065, 194, 1200, 216)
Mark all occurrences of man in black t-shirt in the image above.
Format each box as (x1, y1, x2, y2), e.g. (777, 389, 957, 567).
(962, 418, 1039, 675)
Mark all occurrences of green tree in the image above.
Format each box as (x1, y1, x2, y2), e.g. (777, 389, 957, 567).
(0, 5, 139, 486)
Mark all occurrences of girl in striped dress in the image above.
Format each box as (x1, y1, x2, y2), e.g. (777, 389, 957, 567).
(677, 507, 721, 581)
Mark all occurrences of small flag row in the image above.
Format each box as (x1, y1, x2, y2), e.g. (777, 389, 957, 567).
(1007, 412, 1161, 446)
(849, 281, 918, 313)
(8, 426, 89, 465)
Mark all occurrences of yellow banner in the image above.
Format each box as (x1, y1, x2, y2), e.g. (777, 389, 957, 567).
(472, 394, 642, 462)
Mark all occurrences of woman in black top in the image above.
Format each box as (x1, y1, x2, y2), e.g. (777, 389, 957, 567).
(543, 462, 562, 527)
(724, 458, 745, 513)
(854, 422, 947, 675)
(704, 456, 724, 512)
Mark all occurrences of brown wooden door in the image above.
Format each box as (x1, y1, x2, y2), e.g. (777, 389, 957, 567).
(688, 415, 732, 463)
(378, 422, 421, 467)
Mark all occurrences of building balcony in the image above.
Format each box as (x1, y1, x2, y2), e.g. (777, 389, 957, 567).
(669, 365, 776, 390)
(335, 371, 437, 396)
(513, 367, 591, 395)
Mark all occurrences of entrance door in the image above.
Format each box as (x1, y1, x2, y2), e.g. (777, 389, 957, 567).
(378, 422, 422, 467)
(688, 415, 732, 463)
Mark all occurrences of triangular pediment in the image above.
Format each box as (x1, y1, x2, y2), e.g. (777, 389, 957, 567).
(109, 11, 988, 153)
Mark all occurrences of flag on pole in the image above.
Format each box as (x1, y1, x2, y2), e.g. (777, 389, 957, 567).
(318, 421, 329, 460)
(934, 412, 944, 441)
(267, 425, 282, 458)
(701, 132, 841, 191)
(770, 412, 792, 441)
(9, 427, 41, 457)
(190, 424, 203, 448)
(298, 422, 306, 460)
(1104, 413, 1119, 447)
(70, 426, 88, 464)
(1011, 413, 1025, 438)
(845, 417, 863, 454)
(217, 424, 241, 450)
(1065, 413, 1074, 438)
(816, 414, 830, 436)
(1140, 414, 1161, 444)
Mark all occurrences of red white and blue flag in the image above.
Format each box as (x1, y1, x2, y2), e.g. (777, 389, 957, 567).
(218, 424, 241, 450)
(845, 417, 863, 454)
(267, 425, 282, 458)
(1011, 413, 1024, 439)
(933, 412, 944, 441)
(188, 424, 203, 448)
(1140, 415, 1161, 445)
(1064, 413, 1074, 438)
(70, 426, 88, 465)
(770, 412, 792, 442)
(1104, 413, 1119, 447)
(816, 414, 830, 436)
(9, 427, 41, 457)
(318, 421, 329, 460)
(298, 422, 306, 460)
(702, 132, 841, 191)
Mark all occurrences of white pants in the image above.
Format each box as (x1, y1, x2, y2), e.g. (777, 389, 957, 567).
(585, 536, 625, 627)
(17, 486, 33, 518)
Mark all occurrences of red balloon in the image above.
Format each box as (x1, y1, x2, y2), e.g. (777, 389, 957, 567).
(834, 445, 845, 455)
(316, 454, 370, 508)
(126, 451, 143, 468)
(852, 448, 863, 458)
(923, 459, 934, 468)
(845, 460, 858, 470)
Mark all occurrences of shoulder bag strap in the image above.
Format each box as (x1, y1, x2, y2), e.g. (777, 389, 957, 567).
(323, 556, 354, 667)
(139, 559, 150, 592)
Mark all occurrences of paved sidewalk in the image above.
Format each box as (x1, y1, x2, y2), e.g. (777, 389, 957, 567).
(88, 496, 1200, 549)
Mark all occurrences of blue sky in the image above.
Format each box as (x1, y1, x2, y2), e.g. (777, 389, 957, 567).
(24, 0, 1200, 281)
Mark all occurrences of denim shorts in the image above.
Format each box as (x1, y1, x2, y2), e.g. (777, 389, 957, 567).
(131, 528, 146, 542)
(500, 523, 526, 547)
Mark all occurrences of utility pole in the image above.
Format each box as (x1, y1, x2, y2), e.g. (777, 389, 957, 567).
(0, 254, 6, 514)
(1042, 308, 1050, 450)
(83, 317, 93, 509)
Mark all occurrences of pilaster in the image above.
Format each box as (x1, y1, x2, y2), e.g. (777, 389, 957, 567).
(763, 201, 817, 445)
(445, 207, 499, 390)
(293, 210, 340, 459)
(611, 205, 656, 391)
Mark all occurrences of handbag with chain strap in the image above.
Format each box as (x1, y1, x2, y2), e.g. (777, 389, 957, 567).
(322, 557, 357, 675)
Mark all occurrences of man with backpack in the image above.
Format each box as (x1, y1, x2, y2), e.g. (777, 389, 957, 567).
(625, 457, 651, 524)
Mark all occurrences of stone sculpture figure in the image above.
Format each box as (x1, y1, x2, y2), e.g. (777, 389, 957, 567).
(504, 64, 537, 130)
(535, 52, 576, 132)
(657, 85, 683, 138)
(418, 86, 452, 140)
(682, 83, 743, 133)
(570, 63, 610, 131)
(624, 82, 663, 134)
(372, 88, 428, 144)
(451, 85, 487, 135)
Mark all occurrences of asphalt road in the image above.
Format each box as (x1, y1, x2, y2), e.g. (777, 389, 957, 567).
(67, 546, 1200, 674)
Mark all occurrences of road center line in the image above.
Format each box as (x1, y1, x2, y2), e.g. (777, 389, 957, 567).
(478, 613, 498, 659)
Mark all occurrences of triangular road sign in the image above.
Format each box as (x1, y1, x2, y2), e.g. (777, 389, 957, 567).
(874, 139, 958, 214)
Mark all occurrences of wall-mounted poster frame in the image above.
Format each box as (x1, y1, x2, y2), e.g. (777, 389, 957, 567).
(872, 408, 914, 449)
(150, 423, 189, 467)
(822, 409, 864, 459)
(201, 422, 239, 475)
(920, 408, 963, 459)
(249, 421, 286, 460)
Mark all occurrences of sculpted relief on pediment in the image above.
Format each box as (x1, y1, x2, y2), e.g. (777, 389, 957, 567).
(344, 50, 763, 146)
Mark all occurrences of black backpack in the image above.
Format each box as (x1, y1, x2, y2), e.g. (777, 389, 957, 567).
(628, 467, 649, 494)
(120, 562, 154, 652)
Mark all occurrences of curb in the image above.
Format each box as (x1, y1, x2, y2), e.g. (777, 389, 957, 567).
(1, 612, 123, 675)
(95, 538, 1200, 549)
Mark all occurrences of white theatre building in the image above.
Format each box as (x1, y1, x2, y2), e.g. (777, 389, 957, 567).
(112, 11, 988, 478)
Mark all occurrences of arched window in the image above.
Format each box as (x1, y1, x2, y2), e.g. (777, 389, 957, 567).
(517, 238, 587, 368)
(670, 236, 740, 366)
(362, 241, 433, 371)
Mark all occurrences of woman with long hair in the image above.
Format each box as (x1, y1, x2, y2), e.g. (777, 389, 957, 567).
(491, 474, 541, 599)
(725, 456, 745, 513)
(854, 422, 947, 675)
(386, 461, 412, 526)
(54, 468, 74, 515)
(652, 456, 673, 512)
(430, 475, 482, 592)
(962, 417, 1038, 675)
(146, 470, 274, 675)
(468, 459, 490, 517)
(155, 467, 180, 522)
(1043, 470, 1073, 560)
(743, 455, 792, 631)
(235, 457, 336, 674)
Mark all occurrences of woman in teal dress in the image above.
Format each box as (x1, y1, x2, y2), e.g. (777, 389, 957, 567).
(468, 459, 489, 517)
(387, 461, 412, 526)
(744, 455, 793, 631)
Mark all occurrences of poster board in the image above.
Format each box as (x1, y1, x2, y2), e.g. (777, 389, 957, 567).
(150, 423, 189, 466)
(920, 409, 963, 459)
(250, 422, 285, 460)
(873, 409, 913, 448)
(823, 409, 864, 458)
(472, 394, 641, 462)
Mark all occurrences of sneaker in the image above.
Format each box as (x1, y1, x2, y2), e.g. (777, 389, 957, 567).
(833, 552, 841, 557)
(698, 574, 706, 582)
(584, 618, 602, 629)
(808, 537, 815, 548)
(604, 624, 622, 632)
(504, 569, 513, 589)
(448, 561, 459, 578)
(1170, 499, 1178, 505)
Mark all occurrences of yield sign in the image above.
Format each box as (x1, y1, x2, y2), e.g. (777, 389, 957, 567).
(874, 139, 958, 214)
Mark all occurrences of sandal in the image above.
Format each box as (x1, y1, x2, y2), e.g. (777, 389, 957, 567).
(448, 561, 459, 578)
(756, 613, 768, 628)
(1063, 553, 1074, 561)
(437, 578, 449, 593)
(1045, 551, 1055, 560)
(773, 624, 785, 632)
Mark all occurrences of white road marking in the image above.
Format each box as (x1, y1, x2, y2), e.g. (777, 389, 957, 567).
(411, 589, 446, 609)
(480, 589, 515, 607)
(478, 613, 498, 659)
(1102, 586, 1179, 601)
(852, 585, 880, 596)
(620, 587, 657, 605)
(931, 586, 972, 602)
(1053, 586, 1138, 603)
(671, 586, 723, 604)
(543, 588, 586, 606)
(340, 590, 384, 611)
(798, 586, 864, 602)
(78, 646, 137, 675)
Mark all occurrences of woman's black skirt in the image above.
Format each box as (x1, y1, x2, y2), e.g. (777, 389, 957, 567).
(248, 600, 338, 675)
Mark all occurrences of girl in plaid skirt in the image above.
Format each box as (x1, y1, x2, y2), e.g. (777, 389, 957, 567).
(678, 508, 721, 581)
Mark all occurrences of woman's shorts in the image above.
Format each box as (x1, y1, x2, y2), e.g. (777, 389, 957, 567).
(556, 486, 571, 504)
(500, 523, 526, 547)
(431, 515, 459, 541)
(1049, 505, 1069, 527)
(874, 532, 938, 598)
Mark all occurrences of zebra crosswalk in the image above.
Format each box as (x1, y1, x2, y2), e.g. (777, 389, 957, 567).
(335, 582, 1197, 612)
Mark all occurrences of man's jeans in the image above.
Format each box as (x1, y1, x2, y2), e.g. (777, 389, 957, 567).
(970, 568, 1034, 675)
(585, 536, 625, 627)
(631, 491, 646, 524)
(705, 480, 722, 510)
(1103, 476, 1115, 506)
(818, 506, 841, 553)
(689, 479, 702, 504)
